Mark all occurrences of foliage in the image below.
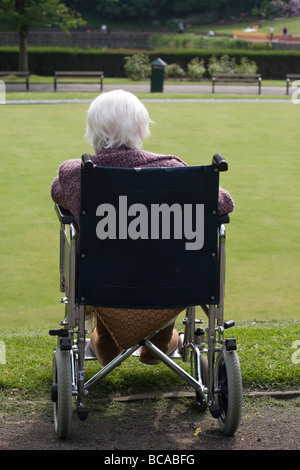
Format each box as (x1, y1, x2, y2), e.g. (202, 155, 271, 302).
(286, 0, 300, 16)
(2, 46, 300, 79)
(235, 56, 258, 73)
(2, 1, 300, 28)
(264, 0, 288, 17)
(255, 0, 300, 18)
(62, 1, 300, 23)
(208, 54, 258, 75)
(166, 13, 219, 28)
(124, 53, 233, 81)
(149, 33, 259, 51)
(124, 53, 151, 80)
(0, 0, 86, 32)
(0, 0, 86, 70)
(164, 63, 185, 79)
(187, 57, 206, 80)
(208, 54, 237, 75)
(65, 0, 296, 23)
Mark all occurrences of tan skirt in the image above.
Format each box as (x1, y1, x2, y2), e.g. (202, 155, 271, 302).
(93, 306, 185, 349)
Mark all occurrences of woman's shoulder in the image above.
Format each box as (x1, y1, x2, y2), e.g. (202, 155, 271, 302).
(57, 158, 82, 179)
(91, 148, 187, 168)
(59, 158, 82, 173)
(137, 150, 187, 167)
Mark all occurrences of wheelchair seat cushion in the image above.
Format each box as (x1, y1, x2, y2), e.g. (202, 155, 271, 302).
(93, 306, 184, 349)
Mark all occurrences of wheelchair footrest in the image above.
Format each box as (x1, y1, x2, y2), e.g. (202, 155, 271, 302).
(77, 404, 88, 421)
(209, 403, 222, 419)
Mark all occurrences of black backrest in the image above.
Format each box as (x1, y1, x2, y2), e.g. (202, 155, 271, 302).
(78, 161, 222, 308)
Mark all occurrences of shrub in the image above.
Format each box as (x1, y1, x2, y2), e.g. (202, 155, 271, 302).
(187, 58, 206, 80)
(124, 53, 151, 81)
(164, 63, 185, 79)
(208, 55, 236, 75)
(235, 57, 258, 74)
(208, 54, 258, 76)
(149, 33, 258, 51)
(266, 0, 287, 17)
(286, 0, 300, 17)
(1, 47, 300, 80)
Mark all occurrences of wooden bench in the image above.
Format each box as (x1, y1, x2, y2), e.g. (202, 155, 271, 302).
(286, 74, 300, 95)
(212, 73, 262, 95)
(0, 71, 30, 90)
(54, 71, 104, 92)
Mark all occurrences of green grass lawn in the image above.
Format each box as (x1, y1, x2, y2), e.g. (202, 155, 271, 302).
(71, 16, 300, 36)
(192, 16, 300, 36)
(0, 97, 299, 407)
(1, 320, 300, 405)
(146, 100, 300, 322)
(0, 100, 299, 330)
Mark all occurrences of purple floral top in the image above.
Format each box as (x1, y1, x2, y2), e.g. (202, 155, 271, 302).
(51, 146, 234, 228)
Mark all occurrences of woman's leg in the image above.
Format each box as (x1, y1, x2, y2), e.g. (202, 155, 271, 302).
(139, 321, 179, 365)
(90, 315, 122, 366)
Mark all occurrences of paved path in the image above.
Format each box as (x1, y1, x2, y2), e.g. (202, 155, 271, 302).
(5, 81, 289, 96)
(5, 81, 295, 105)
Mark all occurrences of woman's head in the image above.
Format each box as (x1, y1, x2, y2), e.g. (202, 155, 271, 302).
(85, 90, 151, 152)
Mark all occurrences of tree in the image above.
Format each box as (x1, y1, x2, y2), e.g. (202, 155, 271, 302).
(63, 0, 279, 23)
(0, 0, 86, 71)
(286, 0, 300, 16)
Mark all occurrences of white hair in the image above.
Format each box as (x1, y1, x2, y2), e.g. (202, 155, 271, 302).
(85, 90, 151, 151)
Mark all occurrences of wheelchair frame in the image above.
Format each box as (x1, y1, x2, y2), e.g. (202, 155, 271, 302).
(49, 154, 242, 439)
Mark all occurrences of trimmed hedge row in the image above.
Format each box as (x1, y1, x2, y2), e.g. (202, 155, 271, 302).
(1, 47, 300, 79)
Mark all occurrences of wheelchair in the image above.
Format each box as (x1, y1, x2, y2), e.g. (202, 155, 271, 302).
(49, 153, 242, 440)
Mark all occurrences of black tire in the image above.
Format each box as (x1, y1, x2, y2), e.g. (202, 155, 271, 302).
(191, 350, 208, 411)
(52, 349, 73, 439)
(214, 347, 242, 435)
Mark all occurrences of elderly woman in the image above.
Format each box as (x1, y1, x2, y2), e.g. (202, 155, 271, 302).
(51, 90, 234, 366)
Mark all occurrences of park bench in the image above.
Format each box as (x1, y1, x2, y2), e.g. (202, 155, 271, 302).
(211, 73, 262, 95)
(54, 71, 104, 91)
(286, 74, 300, 95)
(0, 71, 30, 90)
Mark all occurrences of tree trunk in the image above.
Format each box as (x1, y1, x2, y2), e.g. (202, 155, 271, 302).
(18, 25, 29, 71)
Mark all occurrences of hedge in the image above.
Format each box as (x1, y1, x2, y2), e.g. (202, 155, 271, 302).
(1, 46, 300, 79)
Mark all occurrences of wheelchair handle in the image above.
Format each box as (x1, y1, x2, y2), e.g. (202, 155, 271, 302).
(212, 154, 228, 172)
(82, 153, 94, 172)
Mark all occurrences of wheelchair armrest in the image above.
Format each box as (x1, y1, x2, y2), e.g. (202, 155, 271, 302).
(81, 153, 95, 172)
(218, 214, 230, 225)
(212, 154, 228, 172)
(55, 203, 75, 225)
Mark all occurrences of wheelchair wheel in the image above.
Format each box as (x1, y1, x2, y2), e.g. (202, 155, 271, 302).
(191, 350, 208, 411)
(52, 349, 73, 439)
(214, 347, 242, 435)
